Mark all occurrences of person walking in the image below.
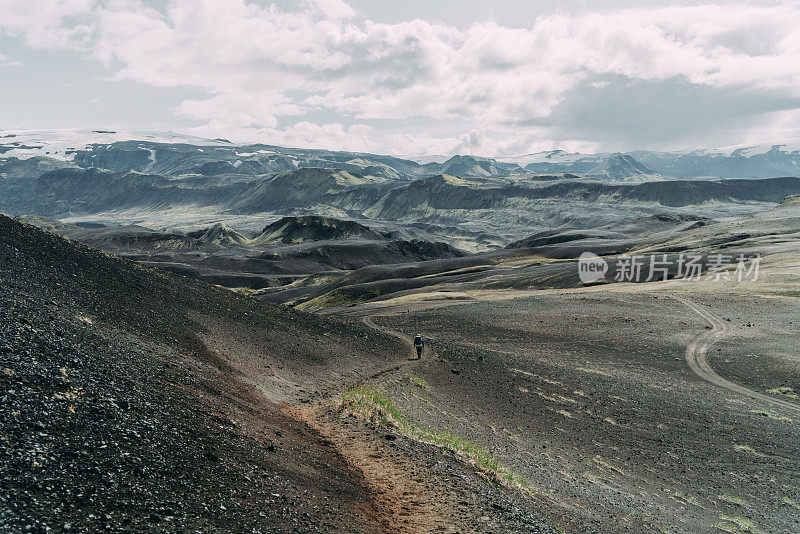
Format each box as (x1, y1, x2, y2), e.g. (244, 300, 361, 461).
(413, 334, 424, 359)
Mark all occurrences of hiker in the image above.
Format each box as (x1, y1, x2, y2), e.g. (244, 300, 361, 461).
(413, 334, 424, 359)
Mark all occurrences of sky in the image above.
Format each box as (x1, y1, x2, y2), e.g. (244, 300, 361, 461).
(1, 0, 799, 156)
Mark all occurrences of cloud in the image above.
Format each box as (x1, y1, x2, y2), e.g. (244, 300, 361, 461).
(0, 52, 22, 67)
(1, 0, 800, 155)
(0, 0, 96, 49)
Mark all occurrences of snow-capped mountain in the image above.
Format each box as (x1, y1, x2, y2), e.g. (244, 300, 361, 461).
(2, 129, 800, 180)
(0, 129, 232, 161)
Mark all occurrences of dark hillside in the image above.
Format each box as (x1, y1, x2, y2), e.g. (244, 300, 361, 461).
(523, 176, 800, 205)
(0, 215, 399, 532)
(255, 215, 387, 243)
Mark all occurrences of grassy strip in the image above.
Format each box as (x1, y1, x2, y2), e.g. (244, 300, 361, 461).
(407, 374, 429, 389)
(766, 386, 799, 399)
(296, 290, 361, 310)
(341, 384, 531, 493)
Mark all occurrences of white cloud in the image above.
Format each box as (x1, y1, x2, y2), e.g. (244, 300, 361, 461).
(0, 52, 22, 67)
(1, 0, 800, 155)
(0, 0, 96, 49)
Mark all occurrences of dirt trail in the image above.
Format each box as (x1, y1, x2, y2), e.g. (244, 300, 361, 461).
(673, 295, 800, 414)
(292, 402, 462, 534)
(361, 314, 436, 376)
(362, 315, 414, 348)
(290, 312, 460, 533)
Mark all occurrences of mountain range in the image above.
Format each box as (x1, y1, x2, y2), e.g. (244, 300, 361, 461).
(3, 130, 800, 252)
(5, 130, 800, 533)
(3, 130, 800, 180)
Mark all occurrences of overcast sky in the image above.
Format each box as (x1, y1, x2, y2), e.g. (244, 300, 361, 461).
(1, 0, 798, 156)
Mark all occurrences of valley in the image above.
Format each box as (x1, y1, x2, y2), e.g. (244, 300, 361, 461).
(3, 132, 800, 533)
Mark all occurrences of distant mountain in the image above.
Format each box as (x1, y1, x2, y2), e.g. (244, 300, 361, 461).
(0, 156, 75, 179)
(186, 223, 250, 246)
(5, 130, 800, 252)
(365, 174, 800, 217)
(5, 164, 800, 227)
(631, 144, 800, 179)
(234, 168, 381, 212)
(4, 130, 800, 181)
(327, 158, 403, 180)
(522, 143, 800, 180)
(522, 152, 602, 175)
(0, 131, 431, 180)
(587, 153, 659, 181)
(186, 158, 291, 176)
(0, 167, 247, 215)
(364, 174, 505, 220)
(431, 155, 522, 178)
(253, 216, 386, 244)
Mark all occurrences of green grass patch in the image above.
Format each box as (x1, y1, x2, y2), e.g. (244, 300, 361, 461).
(766, 386, 799, 400)
(341, 384, 531, 493)
(405, 387, 431, 403)
(712, 515, 756, 533)
(718, 494, 747, 507)
(673, 491, 702, 507)
(297, 290, 363, 310)
(407, 374, 429, 389)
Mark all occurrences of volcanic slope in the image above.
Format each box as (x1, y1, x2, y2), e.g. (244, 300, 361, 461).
(0, 216, 557, 533)
(253, 215, 387, 244)
(319, 239, 800, 533)
(17, 216, 466, 291)
(275, 196, 800, 309)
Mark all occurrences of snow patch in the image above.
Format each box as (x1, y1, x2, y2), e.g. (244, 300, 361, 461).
(144, 148, 156, 172)
(0, 129, 230, 160)
(690, 139, 800, 157)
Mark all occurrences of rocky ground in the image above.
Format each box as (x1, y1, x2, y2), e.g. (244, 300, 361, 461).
(352, 282, 800, 533)
(0, 215, 392, 532)
(6, 206, 800, 532)
(0, 215, 558, 532)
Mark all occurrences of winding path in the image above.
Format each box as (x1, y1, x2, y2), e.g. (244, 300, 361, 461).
(362, 314, 414, 352)
(672, 295, 800, 414)
(360, 313, 440, 385)
(291, 312, 459, 533)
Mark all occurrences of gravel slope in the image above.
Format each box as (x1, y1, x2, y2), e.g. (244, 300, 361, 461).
(0, 215, 391, 532)
(368, 290, 800, 533)
(1, 215, 559, 532)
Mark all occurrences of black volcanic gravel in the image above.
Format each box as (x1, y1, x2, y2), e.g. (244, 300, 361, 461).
(0, 215, 384, 532)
